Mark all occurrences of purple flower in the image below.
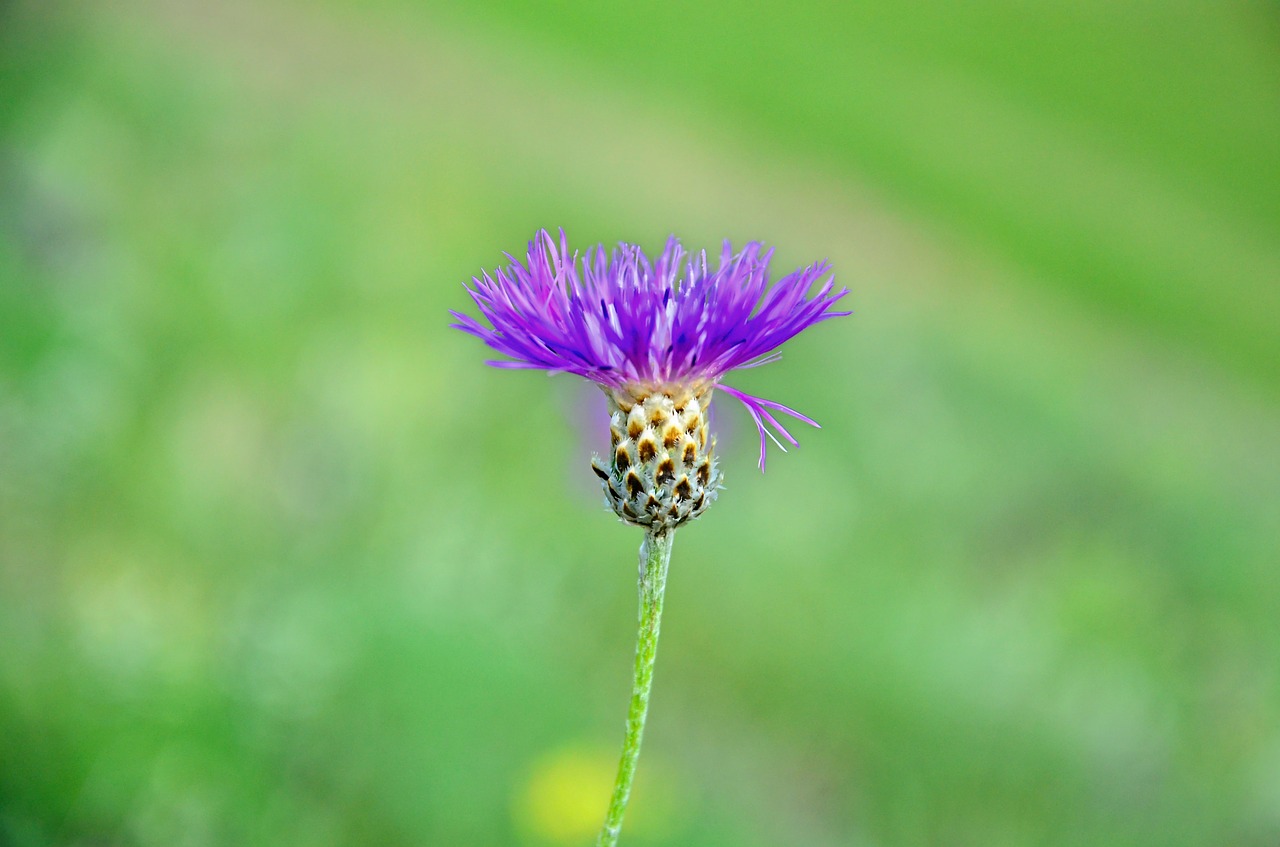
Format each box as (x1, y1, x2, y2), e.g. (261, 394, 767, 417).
(450, 229, 850, 470)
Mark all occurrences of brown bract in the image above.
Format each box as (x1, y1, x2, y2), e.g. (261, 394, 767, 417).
(591, 388, 721, 531)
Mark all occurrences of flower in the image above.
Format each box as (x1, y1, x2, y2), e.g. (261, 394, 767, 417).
(451, 229, 850, 529)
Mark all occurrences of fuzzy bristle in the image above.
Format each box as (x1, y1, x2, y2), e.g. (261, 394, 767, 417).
(625, 470, 645, 498)
(627, 407, 645, 438)
(637, 434, 657, 463)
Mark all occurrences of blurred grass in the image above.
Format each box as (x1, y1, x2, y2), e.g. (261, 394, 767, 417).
(1, 1, 1278, 846)
(405, 0, 1280, 386)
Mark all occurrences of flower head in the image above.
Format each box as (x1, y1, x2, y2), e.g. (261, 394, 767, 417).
(451, 229, 850, 528)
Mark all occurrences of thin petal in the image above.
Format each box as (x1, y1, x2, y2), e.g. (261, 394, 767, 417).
(451, 230, 849, 471)
(718, 384, 821, 471)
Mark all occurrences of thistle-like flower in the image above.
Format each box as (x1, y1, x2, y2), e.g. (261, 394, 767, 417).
(450, 229, 850, 530)
(451, 229, 848, 847)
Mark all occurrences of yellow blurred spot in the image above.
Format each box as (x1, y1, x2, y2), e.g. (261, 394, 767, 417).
(514, 744, 680, 845)
(515, 747, 612, 844)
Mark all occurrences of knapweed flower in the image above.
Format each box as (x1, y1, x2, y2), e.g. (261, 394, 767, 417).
(450, 229, 849, 531)
(452, 228, 849, 846)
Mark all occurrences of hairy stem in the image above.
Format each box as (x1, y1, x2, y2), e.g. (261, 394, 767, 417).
(596, 529, 675, 847)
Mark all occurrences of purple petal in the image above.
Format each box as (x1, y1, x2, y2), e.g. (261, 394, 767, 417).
(718, 384, 822, 471)
(451, 229, 849, 467)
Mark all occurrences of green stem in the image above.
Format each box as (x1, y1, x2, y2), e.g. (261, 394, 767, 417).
(596, 529, 675, 847)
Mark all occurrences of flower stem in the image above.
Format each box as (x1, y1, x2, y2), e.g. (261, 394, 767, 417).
(596, 529, 675, 847)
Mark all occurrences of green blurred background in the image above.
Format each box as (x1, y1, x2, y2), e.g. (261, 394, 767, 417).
(2, 1, 1279, 845)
